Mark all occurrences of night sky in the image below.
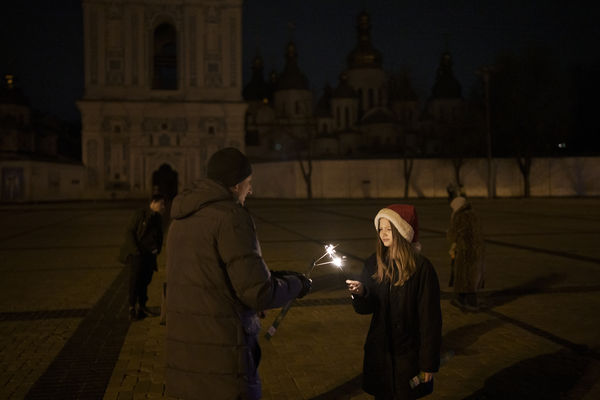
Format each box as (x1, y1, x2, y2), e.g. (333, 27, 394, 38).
(1, 1, 597, 122)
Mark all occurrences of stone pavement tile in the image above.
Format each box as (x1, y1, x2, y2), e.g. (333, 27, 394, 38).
(103, 265, 166, 400)
(134, 379, 152, 393)
(490, 292, 600, 348)
(578, 358, 600, 399)
(258, 303, 371, 400)
(0, 318, 82, 398)
(116, 390, 133, 399)
(103, 389, 119, 400)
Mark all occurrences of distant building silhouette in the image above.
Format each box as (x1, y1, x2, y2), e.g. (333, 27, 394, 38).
(243, 10, 467, 160)
(0, 74, 83, 201)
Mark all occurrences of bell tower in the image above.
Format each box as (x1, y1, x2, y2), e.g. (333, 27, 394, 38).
(78, 0, 247, 199)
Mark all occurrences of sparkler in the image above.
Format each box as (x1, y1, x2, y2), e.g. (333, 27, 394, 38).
(264, 243, 346, 340)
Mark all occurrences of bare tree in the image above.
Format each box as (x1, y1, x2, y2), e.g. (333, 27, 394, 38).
(296, 146, 313, 199)
(439, 111, 483, 195)
(284, 124, 315, 200)
(490, 47, 571, 197)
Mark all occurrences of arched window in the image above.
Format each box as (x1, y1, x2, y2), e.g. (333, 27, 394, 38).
(153, 23, 177, 90)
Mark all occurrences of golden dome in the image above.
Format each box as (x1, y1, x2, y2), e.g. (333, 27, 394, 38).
(347, 11, 382, 69)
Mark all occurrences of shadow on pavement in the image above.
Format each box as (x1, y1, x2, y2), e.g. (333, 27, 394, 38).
(309, 374, 363, 400)
(481, 273, 566, 309)
(442, 319, 505, 356)
(463, 348, 598, 400)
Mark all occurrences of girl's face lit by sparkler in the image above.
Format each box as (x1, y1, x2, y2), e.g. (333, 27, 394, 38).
(379, 218, 393, 248)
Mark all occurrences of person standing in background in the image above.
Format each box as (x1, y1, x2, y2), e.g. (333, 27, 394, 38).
(447, 195, 485, 311)
(119, 194, 165, 321)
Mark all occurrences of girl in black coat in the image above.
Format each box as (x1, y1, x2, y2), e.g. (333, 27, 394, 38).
(346, 204, 442, 399)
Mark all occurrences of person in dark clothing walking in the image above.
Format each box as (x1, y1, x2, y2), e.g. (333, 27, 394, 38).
(165, 147, 312, 400)
(346, 204, 442, 399)
(119, 194, 166, 321)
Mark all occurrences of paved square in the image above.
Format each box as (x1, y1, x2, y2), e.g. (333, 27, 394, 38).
(1, 198, 599, 399)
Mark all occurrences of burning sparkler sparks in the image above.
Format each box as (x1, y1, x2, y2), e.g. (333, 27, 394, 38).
(310, 244, 346, 274)
(265, 243, 346, 340)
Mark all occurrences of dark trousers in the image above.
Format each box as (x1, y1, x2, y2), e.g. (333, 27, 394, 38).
(128, 254, 155, 308)
(245, 333, 262, 400)
(457, 292, 478, 307)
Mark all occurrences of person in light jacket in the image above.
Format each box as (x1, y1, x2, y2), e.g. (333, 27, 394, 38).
(346, 204, 442, 399)
(447, 195, 485, 311)
(165, 147, 311, 400)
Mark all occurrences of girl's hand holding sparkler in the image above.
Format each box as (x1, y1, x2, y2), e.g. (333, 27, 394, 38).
(345, 280, 364, 296)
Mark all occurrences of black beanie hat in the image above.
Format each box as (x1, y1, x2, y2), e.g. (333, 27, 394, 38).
(207, 147, 252, 187)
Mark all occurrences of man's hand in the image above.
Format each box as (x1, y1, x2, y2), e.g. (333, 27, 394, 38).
(271, 270, 312, 298)
(296, 274, 312, 299)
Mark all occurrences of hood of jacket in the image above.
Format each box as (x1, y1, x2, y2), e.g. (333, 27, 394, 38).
(170, 178, 235, 220)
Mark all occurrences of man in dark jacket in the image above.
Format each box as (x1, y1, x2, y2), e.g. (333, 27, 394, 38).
(165, 147, 311, 400)
(119, 194, 165, 320)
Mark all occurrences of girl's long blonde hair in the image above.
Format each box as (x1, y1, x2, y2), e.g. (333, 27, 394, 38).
(373, 221, 417, 286)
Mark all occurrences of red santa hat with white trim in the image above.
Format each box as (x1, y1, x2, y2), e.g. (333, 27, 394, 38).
(374, 204, 421, 252)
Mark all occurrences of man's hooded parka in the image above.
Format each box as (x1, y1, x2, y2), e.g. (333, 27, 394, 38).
(165, 179, 302, 400)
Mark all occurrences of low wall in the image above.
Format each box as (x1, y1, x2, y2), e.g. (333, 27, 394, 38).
(252, 157, 600, 198)
(1, 160, 85, 202)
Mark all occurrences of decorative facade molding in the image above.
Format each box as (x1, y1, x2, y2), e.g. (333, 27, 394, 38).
(189, 14, 197, 87)
(142, 118, 188, 133)
(132, 13, 139, 85)
(230, 16, 236, 86)
(90, 9, 98, 84)
(204, 6, 223, 87)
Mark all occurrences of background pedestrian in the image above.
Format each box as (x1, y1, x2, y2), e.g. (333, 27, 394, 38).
(119, 194, 165, 320)
(447, 195, 485, 311)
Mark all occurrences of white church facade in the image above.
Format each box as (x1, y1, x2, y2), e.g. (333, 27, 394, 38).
(77, 0, 246, 199)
